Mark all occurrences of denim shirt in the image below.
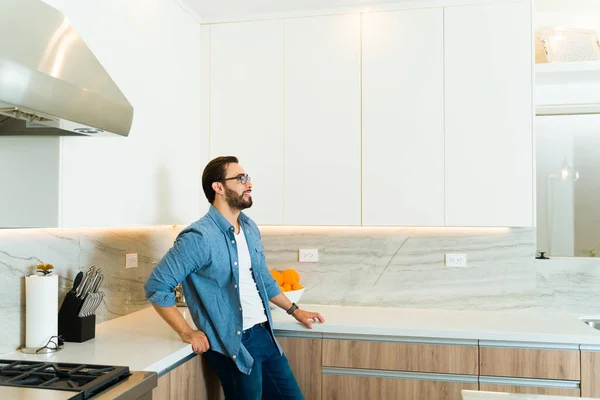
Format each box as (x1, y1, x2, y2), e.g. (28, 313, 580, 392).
(144, 205, 283, 374)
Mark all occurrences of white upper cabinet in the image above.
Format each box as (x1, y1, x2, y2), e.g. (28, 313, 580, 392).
(361, 8, 444, 226)
(59, 0, 207, 228)
(444, 0, 533, 227)
(283, 14, 361, 225)
(210, 20, 284, 225)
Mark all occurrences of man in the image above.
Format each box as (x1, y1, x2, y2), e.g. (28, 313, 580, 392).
(144, 156, 325, 399)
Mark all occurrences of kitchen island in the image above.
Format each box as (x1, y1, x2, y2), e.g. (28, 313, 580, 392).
(2, 304, 600, 399)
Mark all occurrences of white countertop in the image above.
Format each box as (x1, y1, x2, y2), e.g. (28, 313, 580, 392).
(462, 390, 598, 400)
(2, 304, 600, 376)
(271, 304, 600, 345)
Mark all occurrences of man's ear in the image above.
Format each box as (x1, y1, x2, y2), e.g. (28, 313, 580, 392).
(212, 181, 222, 195)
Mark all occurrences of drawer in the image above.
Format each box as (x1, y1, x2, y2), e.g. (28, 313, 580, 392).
(323, 368, 478, 400)
(479, 345, 580, 380)
(323, 338, 478, 374)
(479, 376, 580, 397)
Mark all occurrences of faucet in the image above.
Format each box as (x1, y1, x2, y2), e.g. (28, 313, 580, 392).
(174, 283, 187, 307)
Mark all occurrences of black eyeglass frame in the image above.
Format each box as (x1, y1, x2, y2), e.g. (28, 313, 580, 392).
(218, 174, 251, 185)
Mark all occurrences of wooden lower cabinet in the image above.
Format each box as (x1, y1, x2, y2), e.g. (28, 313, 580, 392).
(323, 339, 478, 375)
(152, 355, 224, 400)
(276, 335, 323, 400)
(582, 351, 600, 398)
(322, 373, 477, 400)
(479, 384, 580, 397)
(479, 346, 580, 380)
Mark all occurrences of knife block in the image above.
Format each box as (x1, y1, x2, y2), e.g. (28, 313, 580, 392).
(58, 292, 96, 343)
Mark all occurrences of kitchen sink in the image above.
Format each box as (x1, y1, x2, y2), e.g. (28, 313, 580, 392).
(582, 319, 600, 330)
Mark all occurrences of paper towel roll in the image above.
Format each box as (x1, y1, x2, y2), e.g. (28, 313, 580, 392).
(25, 274, 58, 349)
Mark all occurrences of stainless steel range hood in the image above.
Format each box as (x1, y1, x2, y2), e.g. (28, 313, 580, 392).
(0, 0, 133, 137)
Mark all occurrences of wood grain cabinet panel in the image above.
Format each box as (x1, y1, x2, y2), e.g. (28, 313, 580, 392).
(152, 355, 224, 400)
(277, 336, 322, 400)
(582, 351, 600, 398)
(479, 347, 580, 380)
(479, 384, 579, 397)
(323, 374, 477, 400)
(323, 339, 478, 374)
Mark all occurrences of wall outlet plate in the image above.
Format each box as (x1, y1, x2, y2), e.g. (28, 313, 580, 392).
(299, 249, 319, 263)
(445, 253, 467, 267)
(126, 253, 138, 269)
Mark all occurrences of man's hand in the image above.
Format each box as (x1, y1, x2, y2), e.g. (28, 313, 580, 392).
(181, 330, 210, 354)
(292, 309, 325, 329)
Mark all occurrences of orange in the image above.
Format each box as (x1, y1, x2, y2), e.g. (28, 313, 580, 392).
(292, 283, 303, 291)
(282, 283, 292, 292)
(270, 270, 283, 286)
(282, 269, 300, 285)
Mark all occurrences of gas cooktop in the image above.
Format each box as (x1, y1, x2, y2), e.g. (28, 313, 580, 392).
(0, 359, 131, 399)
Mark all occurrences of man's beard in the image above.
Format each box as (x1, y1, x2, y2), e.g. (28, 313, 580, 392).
(224, 185, 253, 210)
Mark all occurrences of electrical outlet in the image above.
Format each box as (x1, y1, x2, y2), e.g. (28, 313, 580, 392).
(299, 249, 319, 263)
(445, 253, 467, 267)
(126, 253, 138, 269)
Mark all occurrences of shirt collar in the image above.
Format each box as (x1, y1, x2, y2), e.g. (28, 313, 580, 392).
(208, 204, 250, 233)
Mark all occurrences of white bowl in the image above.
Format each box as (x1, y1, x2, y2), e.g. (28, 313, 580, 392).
(270, 288, 305, 310)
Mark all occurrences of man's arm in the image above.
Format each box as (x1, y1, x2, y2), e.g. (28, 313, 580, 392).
(269, 292, 325, 329)
(151, 303, 210, 353)
(144, 231, 211, 353)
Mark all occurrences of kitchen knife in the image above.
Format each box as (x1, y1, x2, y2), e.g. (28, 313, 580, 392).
(91, 274, 103, 293)
(68, 272, 84, 295)
(75, 271, 91, 298)
(81, 268, 101, 299)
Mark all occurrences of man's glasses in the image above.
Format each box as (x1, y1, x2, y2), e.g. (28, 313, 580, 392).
(220, 174, 251, 185)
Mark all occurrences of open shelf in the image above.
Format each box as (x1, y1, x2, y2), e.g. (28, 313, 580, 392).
(535, 61, 600, 115)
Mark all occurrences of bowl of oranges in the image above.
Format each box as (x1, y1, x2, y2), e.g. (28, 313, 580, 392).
(269, 268, 304, 309)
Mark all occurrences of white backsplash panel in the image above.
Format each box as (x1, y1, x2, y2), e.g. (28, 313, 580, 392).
(0, 224, 596, 355)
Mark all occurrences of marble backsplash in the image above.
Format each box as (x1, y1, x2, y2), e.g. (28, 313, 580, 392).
(1, 224, 599, 355)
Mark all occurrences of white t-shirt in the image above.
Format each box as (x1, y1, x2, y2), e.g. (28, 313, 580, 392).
(236, 227, 267, 330)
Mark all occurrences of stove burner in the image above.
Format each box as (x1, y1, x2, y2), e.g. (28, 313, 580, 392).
(0, 359, 130, 399)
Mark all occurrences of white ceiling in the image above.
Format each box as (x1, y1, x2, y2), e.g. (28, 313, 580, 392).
(178, 0, 419, 23)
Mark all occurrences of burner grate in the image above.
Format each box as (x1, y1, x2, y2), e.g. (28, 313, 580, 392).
(0, 359, 130, 399)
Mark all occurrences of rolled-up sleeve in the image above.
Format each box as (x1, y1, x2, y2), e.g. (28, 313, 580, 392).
(144, 230, 208, 307)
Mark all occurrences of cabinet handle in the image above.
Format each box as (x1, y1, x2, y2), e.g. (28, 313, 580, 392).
(479, 376, 580, 389)
(323, 367, 478, 384)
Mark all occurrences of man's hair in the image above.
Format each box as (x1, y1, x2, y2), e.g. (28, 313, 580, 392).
(202, 156, 239, 204)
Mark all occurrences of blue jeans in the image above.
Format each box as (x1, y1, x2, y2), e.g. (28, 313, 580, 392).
(204, 323, 304, 400)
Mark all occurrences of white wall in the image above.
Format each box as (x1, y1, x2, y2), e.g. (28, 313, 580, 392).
(536, 0, 600, 35)
(40, 0, 207, 227)
(0, 137, 60, 228)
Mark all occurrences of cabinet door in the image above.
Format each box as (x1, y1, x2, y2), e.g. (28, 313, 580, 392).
(362, 8, 444, 226)
(444, 0, 533, 227)
(323, 372, 477, 400)
(283, 14, 361, 225)
(323, 339, 478, 375)
(479, 346, 580, 380)
(581, 351, 600, 397)
(210, 20, 284, 225)
(152, 355, 224, 400)
(277, 335, 322, 400)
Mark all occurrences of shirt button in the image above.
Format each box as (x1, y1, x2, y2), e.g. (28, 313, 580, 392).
(239, 307, 242, 311)
(237, 331, 241, 335)
(232, 355, 237, 360)
(232, 240, 235, 244)
(234, 284, 238, 288)
(234, 261, 238, 266)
